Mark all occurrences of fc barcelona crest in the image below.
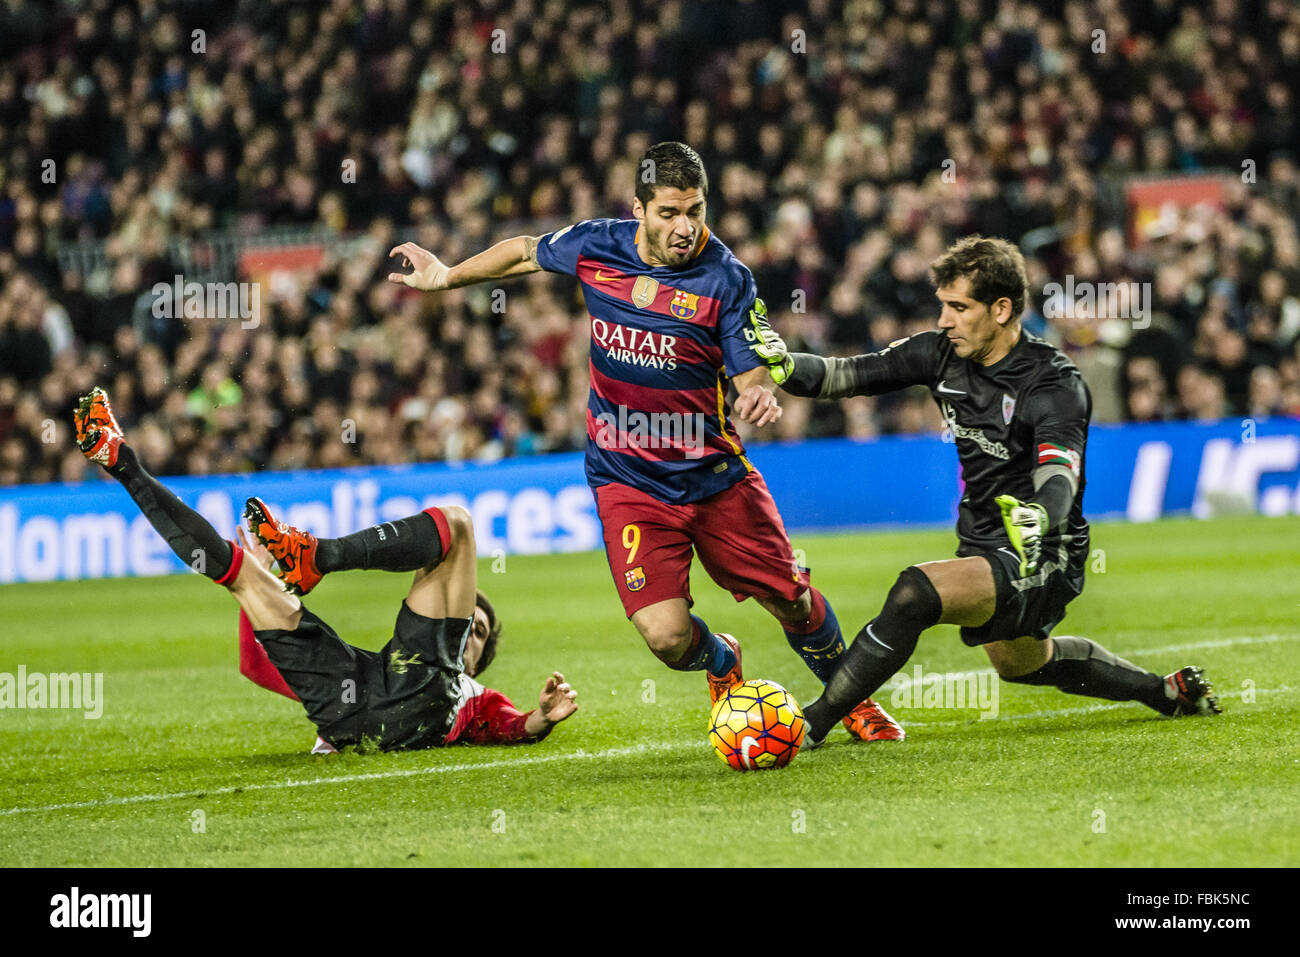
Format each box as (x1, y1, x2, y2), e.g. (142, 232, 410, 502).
(632, 276, 659, 309)
(669, 289, 699, 320)
(1002, 393, 1016, 424)
(625, 566, 647, 591)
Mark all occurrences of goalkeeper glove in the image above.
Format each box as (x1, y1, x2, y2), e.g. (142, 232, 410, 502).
(995, 494, 1048, 577)
(744, 298, 794, 385)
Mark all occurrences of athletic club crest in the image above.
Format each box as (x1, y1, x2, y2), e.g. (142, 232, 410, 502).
(1002, 393, 1016, 424)
(632, 276, 659, 309)
(669, 289, 699, 320)
(625, 566, 647, 591)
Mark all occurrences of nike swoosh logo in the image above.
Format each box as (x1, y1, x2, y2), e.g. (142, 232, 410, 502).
(592, 270, 621, 282)
(936, 380, 965, 395)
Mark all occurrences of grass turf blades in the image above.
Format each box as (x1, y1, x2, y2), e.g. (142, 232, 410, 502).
(0, 515, 1297, 866)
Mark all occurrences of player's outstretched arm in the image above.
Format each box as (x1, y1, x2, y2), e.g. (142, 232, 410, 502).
(777, 352, 833, 397)
(757, 332, 940, 400)
(778, 351, 909, 399)
(387, 236, 542, 292)
(523, 671, 578, 737)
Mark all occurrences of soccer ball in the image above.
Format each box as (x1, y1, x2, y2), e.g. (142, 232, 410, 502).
(709, 679, 806, 771)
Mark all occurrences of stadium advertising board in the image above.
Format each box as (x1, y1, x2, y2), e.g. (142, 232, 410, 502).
(1, 418, 1297, 583)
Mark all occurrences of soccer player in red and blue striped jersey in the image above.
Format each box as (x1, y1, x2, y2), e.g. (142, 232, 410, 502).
(388, 142, 901, 741)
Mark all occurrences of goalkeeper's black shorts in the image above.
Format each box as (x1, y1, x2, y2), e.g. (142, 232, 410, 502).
(958, 542, 1086, 647)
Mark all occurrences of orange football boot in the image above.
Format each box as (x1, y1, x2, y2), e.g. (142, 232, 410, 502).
(843, 698, 906, 742)
(244, 497, 323, 595)
(74, 387, 125, 468)
(707, 632, 744, 705)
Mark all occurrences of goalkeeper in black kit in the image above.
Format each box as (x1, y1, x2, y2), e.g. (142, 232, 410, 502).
(756, 236, 1221, 746)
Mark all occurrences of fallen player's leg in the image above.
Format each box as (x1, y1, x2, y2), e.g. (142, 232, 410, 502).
(245, 496, 451, 595)
(317, 508, 447, 575)
(76, 387, 578, 753)
(402, 505, 475, 624)
(399, 504, 505, 682)
(75, 388, 242, 585)
(239, 498, 579, 747)
(238, 609, 298, 700)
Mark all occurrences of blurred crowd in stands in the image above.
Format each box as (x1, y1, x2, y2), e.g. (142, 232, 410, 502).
(2, 0, 1298, 485)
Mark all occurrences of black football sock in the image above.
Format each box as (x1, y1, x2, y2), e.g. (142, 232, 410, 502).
(108, 444, 234, 581)
(1004, 636, 1175, 715)
(803, 566, 942, 740)
(314, 511, 444, 574)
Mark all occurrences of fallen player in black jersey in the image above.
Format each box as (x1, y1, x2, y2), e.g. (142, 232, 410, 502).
(73, 387, 578, 752)
(755, 235, 1220, 744)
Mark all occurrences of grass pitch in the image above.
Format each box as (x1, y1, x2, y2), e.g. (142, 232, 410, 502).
(1, 515, 1297, 867)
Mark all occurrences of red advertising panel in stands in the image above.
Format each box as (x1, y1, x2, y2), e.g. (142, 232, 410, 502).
(1126, 175, 1229, 246)
(238, 244, 326, 281)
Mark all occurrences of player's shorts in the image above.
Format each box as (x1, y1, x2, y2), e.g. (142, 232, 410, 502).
(958, 542, 1086, 647)
(253, 603, 471, 750)
(593, 470, 810, 617)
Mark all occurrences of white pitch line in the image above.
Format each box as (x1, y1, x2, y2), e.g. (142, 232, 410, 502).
(3, 635, 1295, 818)
(0, 741, 693, 818)
(1119, 633, 1296, 656)
(10, 685, 1294, 815)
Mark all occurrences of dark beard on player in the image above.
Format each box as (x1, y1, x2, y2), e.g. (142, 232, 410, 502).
(658, 238, 691, 266)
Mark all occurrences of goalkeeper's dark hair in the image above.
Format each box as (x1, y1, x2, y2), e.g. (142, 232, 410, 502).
(472, 589, 502, 677)
(929, 235, 1029, 322)
(635, 141, 709, 206)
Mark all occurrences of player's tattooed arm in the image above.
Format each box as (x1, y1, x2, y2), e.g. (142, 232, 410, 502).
(387, 236, 542, 291)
